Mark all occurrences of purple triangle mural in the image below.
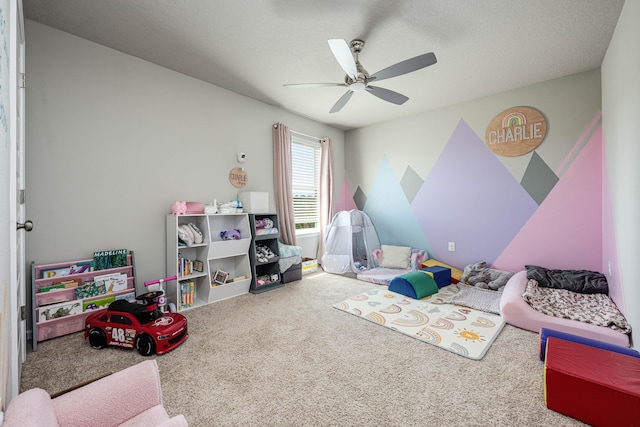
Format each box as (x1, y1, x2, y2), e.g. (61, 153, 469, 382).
(412, 119, 538, 267)
(492, 125, 603, 272)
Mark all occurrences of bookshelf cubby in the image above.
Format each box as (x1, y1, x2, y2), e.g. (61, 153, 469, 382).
(31, 251, 137, 351)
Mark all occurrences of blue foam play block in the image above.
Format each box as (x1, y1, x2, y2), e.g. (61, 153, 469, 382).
(421, 266, 451, 288)
(388, 271, 438, 299)
(539, 327, 640, 361)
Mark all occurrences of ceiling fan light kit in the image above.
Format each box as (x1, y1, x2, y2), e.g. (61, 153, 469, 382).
(285, 38, 437, 113)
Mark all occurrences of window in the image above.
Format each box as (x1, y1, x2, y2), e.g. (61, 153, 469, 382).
(109, 314, 132, 325)
(291, 134, 321, 233)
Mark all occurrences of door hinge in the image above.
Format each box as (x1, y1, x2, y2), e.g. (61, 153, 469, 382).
(19, 189, 25, 204)
(19, 73, 25, 88)
(20, 305, 26, 321)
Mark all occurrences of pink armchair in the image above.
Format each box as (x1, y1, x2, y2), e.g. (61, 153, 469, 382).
(3, 360, 187, 427)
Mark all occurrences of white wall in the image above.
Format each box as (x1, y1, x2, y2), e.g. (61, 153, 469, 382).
(346, 70, 602, 197)
(24, 21, 344, 292)
(602, 1, 640, 346)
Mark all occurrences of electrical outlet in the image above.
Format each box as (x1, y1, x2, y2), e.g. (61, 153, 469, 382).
(448, 242, 455, 252)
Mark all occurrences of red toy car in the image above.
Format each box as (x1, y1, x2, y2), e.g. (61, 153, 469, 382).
(84, 291, 188, 356)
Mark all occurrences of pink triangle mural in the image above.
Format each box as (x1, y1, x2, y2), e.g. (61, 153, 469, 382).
(492, 125, 603, 272)
(335, 170, 358, 213)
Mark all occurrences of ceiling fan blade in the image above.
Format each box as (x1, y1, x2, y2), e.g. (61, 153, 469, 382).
(329, 90, 354, 113)
(284, 83, 347, 88)
(370, 52, 437, 82)
(365, 85, 409, 105)
(328, 39, 358, 80)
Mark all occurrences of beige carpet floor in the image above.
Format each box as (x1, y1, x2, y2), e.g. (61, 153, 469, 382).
(21, 271, 587, 426)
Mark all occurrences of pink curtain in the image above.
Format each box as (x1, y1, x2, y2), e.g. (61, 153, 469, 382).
(272, 123, 297, 245)
(316, 138, 334, 263)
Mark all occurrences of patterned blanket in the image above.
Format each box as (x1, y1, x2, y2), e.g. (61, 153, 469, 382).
(522, 279, 631, 334)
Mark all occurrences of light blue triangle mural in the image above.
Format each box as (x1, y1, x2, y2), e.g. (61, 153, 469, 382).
(412, 119, 538, 267)
(364, 156, 432, 253)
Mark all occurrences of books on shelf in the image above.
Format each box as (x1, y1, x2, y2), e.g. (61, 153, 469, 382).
(93, 272, 128, 293)
(178, 254, 204, 277)
(39, 278, 81, 293)
(83, 295, 116, 312)
(93, 249, 128, 271)
(180, 281, 195, 309)
(40, 261, 92, 279)
(38, 300, 83, 322)
(75, 281, 107, 299)
(73, 273, 126, 299)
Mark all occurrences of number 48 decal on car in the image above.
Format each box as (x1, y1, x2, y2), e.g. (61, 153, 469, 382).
(108, 327, 135, 347)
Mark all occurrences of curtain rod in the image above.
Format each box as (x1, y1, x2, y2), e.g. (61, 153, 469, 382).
(273, 123, 322, 142)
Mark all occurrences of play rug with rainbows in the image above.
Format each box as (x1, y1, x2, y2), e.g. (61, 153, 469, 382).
(334, 285, 505, 360)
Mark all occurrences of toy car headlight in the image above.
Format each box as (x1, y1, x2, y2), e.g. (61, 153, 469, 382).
(158, 334, 170, 340)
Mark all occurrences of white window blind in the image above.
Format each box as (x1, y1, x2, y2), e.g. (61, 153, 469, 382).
(291, 134, 321, 231)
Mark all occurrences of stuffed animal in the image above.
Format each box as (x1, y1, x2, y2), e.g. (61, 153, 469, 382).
(171, 201, 187, 215)
(460, 261, 514, 291)
(220, 229, 241, 240)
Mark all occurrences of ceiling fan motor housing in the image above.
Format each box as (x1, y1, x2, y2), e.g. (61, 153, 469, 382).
(346, 39, 369, 86)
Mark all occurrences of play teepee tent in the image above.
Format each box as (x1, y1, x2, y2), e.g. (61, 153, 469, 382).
(322, 210, 381, 274)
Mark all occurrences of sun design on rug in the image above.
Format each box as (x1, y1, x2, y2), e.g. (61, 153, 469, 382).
(453, 328, 486, 343)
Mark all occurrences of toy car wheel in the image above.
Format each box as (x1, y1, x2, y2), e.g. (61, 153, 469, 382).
(135, 334, 156, 356)
(88, 328, 107, 349)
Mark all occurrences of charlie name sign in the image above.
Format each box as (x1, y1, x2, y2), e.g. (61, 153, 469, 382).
(485, 106, 547, 157)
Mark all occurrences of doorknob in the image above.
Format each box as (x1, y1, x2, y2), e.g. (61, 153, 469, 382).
(17, 220, 33, 232)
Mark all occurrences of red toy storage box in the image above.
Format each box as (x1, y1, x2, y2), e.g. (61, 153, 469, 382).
(544, 336, 640, 427)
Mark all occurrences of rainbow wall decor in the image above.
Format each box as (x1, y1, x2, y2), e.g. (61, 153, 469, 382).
(502, 111, 527, 128)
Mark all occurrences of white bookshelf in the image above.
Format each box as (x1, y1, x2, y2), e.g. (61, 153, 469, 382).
(166, 213, 252, 311)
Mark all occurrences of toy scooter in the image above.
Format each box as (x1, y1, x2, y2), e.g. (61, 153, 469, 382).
(143, 275, 178, 313)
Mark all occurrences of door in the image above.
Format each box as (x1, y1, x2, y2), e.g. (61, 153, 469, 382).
(4, 0, 27, 407)
(14, 0, 27, 371)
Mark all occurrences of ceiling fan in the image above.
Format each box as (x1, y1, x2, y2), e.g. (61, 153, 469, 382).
(284, 39, 437, 113)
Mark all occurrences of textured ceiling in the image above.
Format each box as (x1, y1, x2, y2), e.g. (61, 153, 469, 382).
(23, 0, 625, 131)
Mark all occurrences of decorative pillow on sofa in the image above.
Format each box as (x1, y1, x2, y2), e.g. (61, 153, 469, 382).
(380, 245, 412, 269)
(525, 265, 609, 294)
